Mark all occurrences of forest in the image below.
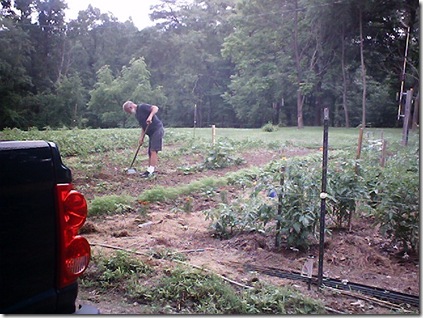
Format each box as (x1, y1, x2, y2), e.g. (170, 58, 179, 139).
(0, 0, 420, 130)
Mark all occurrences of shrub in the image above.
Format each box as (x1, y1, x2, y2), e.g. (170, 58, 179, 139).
(262, 122, 277, 132)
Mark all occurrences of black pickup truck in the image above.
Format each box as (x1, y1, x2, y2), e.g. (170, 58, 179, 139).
(0, 140, 99, 314)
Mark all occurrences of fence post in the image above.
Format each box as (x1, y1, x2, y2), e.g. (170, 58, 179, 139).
(193, 104, 197, 138)
(402, 89, 413, 146)
(211, 125, 216, 145)
(275, 166, 285, 248)
(380, 139, 387, 167)
(318, 108, 329, 288)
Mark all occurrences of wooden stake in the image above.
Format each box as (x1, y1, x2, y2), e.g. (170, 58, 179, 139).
(380, 139, 387, 168)
(211, 125, 216, 145)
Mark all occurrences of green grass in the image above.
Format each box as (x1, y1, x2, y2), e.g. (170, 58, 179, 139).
(1, 126, 410, 157)
(175, 126, 408, 150)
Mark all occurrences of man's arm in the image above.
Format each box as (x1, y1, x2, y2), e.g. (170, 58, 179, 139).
(146, 105, 159, 125)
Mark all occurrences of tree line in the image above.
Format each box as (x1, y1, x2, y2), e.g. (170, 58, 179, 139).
(0, 0, 419, 130)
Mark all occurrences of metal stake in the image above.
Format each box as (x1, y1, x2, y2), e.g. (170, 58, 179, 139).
(318, 108, 329, 288)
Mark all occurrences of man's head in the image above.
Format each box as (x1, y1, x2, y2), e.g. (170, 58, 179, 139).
(122, 101, 137, 115)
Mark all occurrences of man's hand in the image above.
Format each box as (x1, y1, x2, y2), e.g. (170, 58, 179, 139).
(146, 105, 159, 125)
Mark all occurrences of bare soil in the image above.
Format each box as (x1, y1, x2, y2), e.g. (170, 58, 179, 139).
(73, 147, 419, 314)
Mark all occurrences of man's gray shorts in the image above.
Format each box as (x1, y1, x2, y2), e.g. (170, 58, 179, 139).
(148, 127, 164, 155)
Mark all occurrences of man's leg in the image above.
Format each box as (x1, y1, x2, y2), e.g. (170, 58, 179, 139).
(145, 128, 163, 176)
(149, 150, 158, 167)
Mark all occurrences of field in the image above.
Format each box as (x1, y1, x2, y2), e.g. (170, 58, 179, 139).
(1, 126, 419, 314)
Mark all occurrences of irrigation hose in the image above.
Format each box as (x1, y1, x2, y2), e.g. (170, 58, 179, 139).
(244, 264, 419, 308)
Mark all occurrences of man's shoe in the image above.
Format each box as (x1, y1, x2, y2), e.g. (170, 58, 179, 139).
(140, 171, 152, 178)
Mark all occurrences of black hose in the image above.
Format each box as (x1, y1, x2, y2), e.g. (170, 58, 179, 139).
(244, 264, 419, 308)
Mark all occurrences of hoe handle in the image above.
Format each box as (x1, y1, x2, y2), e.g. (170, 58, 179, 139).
(129, 124, 150, 169)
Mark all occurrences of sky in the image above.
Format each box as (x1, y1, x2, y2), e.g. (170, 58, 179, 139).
(63, 0, 160, 30)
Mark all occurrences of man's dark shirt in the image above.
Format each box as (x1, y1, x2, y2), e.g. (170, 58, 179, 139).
(135, 103, 164, 136)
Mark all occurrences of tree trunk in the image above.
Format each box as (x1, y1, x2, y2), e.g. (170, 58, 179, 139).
(293, 0, 304, 129)
(359, 9, 366, 128)
(412, 91, 419, 131)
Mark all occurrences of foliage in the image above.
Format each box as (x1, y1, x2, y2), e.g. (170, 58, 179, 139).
(81, 251, 154, 290)
(202, 141, 245, 169)
(206, 156, 324, 249)
(89, 195, 135, 216)
(372, 145, 419, 252)
(82, 251, 325, 314)
(88, 58, 166, 128)
(326, 158, 369, 228)
(133, 267, 242, 314)
(177, 140, 245, 174)
(271, 156, 322, 249)
(0, 0, 419, 129)
(262, 122, 278, 132)
(204, 135, 419, 252)
(241, 282, 325, 314)
(129, 267, 325, 314)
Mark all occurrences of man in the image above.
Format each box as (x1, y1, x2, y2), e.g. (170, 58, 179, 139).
(122, 100, 164, 178)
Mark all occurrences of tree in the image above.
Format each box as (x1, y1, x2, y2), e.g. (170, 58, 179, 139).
(0, 16, 33, 128)
(88, 57, 166, 128)
(142, 0, 238, 127)
(55, 73, 87, 127)
(222, 0, 296, 127)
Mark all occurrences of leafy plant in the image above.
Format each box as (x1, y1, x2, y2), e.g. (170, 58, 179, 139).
(206, 156, 324, 250)
(373, 148, 419, 252)
(276, 157, 322, 249)
(326, 158, 369, 229)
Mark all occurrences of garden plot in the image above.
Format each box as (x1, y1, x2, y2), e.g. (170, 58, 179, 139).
(73, 144, 419, 315)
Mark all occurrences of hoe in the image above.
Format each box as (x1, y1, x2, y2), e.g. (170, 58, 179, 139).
(125, 124, 150, 175)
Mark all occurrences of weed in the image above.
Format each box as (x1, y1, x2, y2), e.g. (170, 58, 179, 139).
(241, 283, 325, 314)
(146, 248, 186, 261)
(89, 195, 135, 216)
(128, 267, 325, 314)
(131, 267, 243, 314)
(81, 251, 154, 291)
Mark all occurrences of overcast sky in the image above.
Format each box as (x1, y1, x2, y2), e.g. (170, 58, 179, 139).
(63, 0, 160, 30)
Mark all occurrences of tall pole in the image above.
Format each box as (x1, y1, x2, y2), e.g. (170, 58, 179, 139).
(318, 108, 329, 288)
(397, 25, 411, 120)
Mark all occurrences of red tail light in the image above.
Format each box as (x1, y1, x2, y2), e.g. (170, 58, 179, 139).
(56, 184, 91, 288)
